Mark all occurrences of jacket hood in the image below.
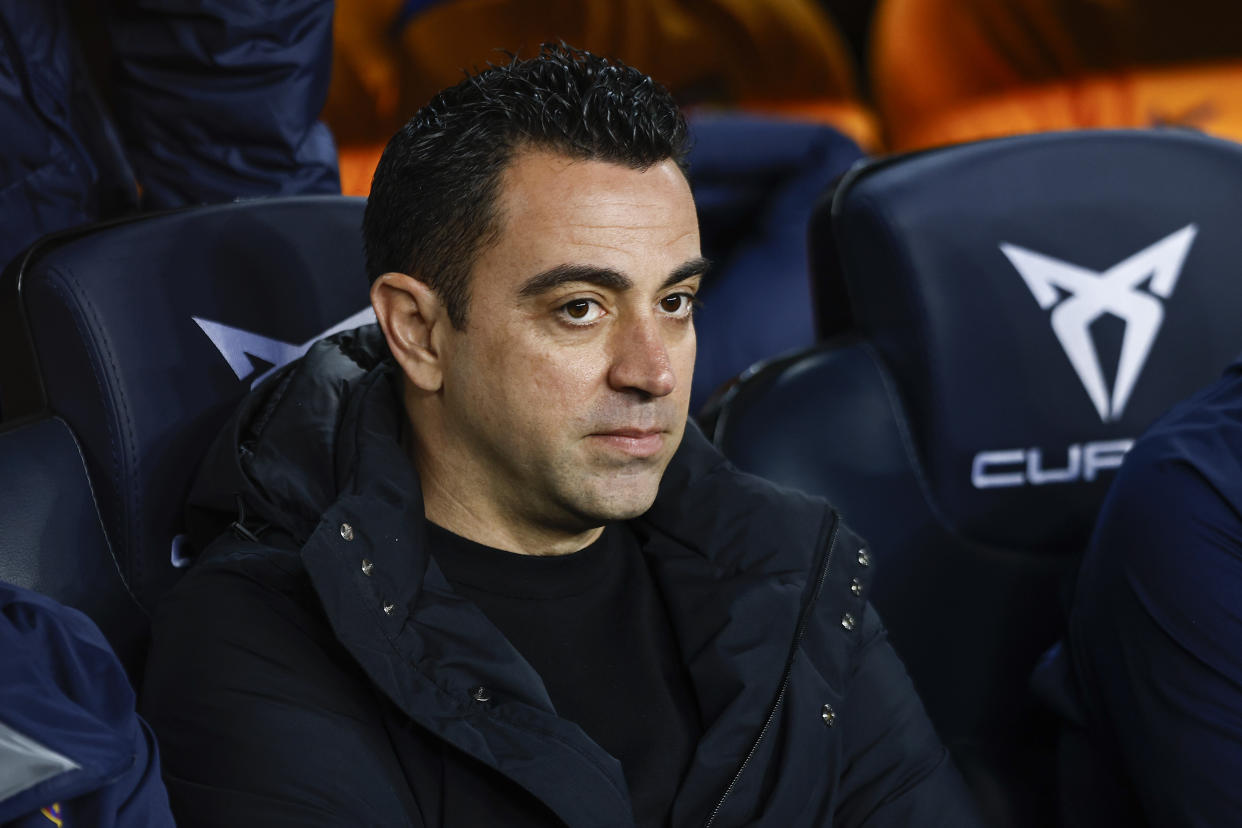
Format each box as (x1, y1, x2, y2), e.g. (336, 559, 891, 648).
(187, 324, 396, 551)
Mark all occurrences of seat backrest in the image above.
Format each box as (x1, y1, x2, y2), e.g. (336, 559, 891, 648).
(708, 129, 1242, 826)
(0, 417, 147, 675)
(823, 130, 1242, 550)
(0, 196, 372, 611)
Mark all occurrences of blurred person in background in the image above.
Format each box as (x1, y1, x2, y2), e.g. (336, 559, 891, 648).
(1060, 354, 1242, 827)
(0, 0, 339, 273)
(870, 0, 1242, 150)
(325, 0, 879, 193)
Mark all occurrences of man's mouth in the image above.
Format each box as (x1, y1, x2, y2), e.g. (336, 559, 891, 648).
(588, 428, 666, 458)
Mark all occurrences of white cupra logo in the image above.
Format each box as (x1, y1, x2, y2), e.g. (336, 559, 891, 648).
(1000, 224, 1198, 422)
(193, 307, 377, 388)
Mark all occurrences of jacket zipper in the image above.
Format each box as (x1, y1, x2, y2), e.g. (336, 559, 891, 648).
(703, 515, 841, 828)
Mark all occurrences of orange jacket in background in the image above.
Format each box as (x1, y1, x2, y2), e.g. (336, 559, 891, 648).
(328, 0, 879, 195)
(872, 0, 1242, 151)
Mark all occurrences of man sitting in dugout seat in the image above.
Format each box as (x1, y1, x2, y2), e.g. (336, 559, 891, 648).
(140, 44, 982, 827)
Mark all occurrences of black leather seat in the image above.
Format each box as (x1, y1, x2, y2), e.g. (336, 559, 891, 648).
(705, 129, 1242, 826)
(0, 196, 372, 619)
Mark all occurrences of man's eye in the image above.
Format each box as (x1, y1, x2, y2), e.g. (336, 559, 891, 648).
(559, 298, 605, 325)
(659, 293, 696, 317)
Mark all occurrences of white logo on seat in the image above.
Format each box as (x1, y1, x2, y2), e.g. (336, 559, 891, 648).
(193, 307, 377, 388)
(1000, 224, 1198, 422)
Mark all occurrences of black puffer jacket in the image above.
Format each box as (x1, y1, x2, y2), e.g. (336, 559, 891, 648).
(141, 326, 981, 827)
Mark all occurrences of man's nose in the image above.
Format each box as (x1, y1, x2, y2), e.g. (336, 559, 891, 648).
(608, 315, 676, 398)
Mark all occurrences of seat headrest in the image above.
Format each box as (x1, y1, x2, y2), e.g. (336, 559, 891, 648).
(0, 196, 373, 608)
(686, 112, 865, 410)
(816, 130, 1242, 548)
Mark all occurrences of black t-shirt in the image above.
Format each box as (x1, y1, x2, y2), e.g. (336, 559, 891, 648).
(427, 521, 702, 827)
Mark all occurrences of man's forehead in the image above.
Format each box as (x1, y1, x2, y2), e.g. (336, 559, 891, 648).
(497, 150, 694, 221)
(466, 149, 701, 303)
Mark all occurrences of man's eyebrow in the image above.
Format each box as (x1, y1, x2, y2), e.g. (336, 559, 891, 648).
(517, 256, 713, 299)
(518, 264, 632, 298)
(661, 256, 712, 290)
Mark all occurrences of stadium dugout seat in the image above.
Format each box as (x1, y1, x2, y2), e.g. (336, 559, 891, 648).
(0, 197, 373, 626)
(703, 129, 1242, 826)
(0, 416, 147, 677)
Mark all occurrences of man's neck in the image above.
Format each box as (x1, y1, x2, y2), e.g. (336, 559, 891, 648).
(402, 400, 603, 557)
(420, 472, 604, 557)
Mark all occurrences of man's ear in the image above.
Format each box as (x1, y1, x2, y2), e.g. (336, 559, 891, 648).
(371, 272, 448, 392)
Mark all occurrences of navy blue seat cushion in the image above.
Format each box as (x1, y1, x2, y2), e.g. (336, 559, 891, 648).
(0, 417, 146, 675)
(0, 196, 372, 609)
(818, 129, 1242, 551)
(685, 113, 864, 411)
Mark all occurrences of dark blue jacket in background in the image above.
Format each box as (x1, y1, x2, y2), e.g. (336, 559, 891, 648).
(0, 0, 339, 272)
(104, 0, 339, 209)
(0, 2, 137, 274)
(0, 582, 173, 828)
(1065, 354, 1242, 828)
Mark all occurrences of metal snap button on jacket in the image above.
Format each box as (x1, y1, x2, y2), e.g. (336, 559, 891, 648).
(821, 704, 836, 727)
(340, 522, 355, 541)
(470, 686, 491, 703)
(361, 559, 374, 576)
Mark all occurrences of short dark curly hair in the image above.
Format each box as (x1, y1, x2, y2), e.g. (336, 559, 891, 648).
(362, 43, 689, 329)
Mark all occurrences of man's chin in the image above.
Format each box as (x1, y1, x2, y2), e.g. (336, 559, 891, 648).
(566, 479, 661, 524)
